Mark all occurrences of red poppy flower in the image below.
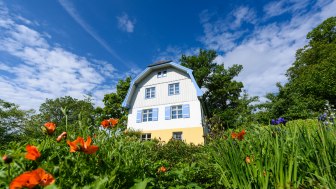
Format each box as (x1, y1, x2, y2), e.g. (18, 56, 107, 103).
(10, 168, 55, 189)
(231, 129, 246, 141)
(158, 166, 167, 173)
(44, 122, 56, 134)
(237, 129, 246, 140)
(67, 136, 99, 154)
(25, 145, 41, 161)
(101, 120, 109, 128)
(108, 118, 119, 127)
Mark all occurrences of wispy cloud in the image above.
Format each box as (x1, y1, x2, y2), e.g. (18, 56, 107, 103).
(232, 6, 256, 28)
(0, 2, 133, 110)
(201, 0, 336, 101)
(154, 46, 198, 63)
(263, 0, 314, 18)
(58, 0, 132, 68)
(117, 13, 135, 33)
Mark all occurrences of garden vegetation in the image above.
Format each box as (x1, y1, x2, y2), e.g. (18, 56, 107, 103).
(1, 17, 336, 188)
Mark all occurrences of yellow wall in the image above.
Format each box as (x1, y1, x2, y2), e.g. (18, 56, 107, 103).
(143, 126, 204, 145)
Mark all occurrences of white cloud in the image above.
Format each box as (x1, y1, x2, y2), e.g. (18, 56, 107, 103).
(199, 6, 256, 53)
(202, 0, 336, 101)
(154, 46, 199, 63)
(0, 2, 129, 110)
(232, 6, 256, 28)
(117, 13, 135, 33)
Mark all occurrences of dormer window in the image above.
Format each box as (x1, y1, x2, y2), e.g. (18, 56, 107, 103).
(157, 70, 167, 78)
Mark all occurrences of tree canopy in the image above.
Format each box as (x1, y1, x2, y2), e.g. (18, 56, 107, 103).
(101, 77, 131, 128)
(0, 99, 32, 147)
(263, 17, 336, 120)
(181, 49, 257, 131)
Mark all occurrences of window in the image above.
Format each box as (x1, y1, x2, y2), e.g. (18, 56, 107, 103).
(168, 83, 180, 95)
(137, 108, 158, 123)
(171, 105, 183, 119)
(162, 70, 167, 77)
(142, 109, 153, 122)
(145, 87, 155, 99)
(165, 104, 189, 120)
(173, 132, 182, 140)
(141, 133, 151, 141)
(157, 70, 167, 78)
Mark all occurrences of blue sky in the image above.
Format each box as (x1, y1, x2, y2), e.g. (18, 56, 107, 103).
(0, 0, 335, 110)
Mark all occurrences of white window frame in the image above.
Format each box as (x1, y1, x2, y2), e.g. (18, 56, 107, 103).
(145, 87, 155, 99)
(171, 105, 183, 119)
(168, 83, 180, 95)
(142, 109, 153, 122)
(141, 133, 151, 141)
(173, 132, 182, 140)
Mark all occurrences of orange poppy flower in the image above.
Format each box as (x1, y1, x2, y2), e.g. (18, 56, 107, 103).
(44, 122, 56, 134)
(82, 136, 99, 154)
(231, 132, 238, 139)
(10, 168, 54, 189)
(231, 129, 246, 141)
(67, 136, 99, 154)
(101, 120, 109, 128)
(158, 166, 167, 173)
(56, 132, 67, 142)
(67, 137, 83, 152)
(25, 145, 41, 161)
(237, 129, 246, 141)
(32, 168, 55, 186)
(108, 118, 119, 127)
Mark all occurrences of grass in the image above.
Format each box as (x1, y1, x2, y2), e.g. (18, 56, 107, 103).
(1, 119, 335, 188)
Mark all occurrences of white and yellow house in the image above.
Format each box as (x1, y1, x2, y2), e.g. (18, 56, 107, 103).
(122, 60, 206, 144)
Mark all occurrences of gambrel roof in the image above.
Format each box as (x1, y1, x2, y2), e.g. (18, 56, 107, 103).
(122, 61, 203, 108)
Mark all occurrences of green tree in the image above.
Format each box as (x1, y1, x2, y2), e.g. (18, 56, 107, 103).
(181, 49, 257, 131)
(0, 99, 32, 147)
(263, 17, 336, 120)
(38, 96, 95, 132)
(102, 77, 131, 128)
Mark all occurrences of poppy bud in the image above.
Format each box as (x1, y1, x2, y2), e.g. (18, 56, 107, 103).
(245, 156, 251, 164)
(56, 132, 67, 142)
(2, 155, 13, 164)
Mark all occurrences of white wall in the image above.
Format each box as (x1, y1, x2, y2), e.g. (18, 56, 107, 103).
(128, 100, 202, 131)
(127, 66, 203, 130)
(130, 67, 199, 109)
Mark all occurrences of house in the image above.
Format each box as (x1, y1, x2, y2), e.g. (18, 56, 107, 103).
(122, 60, 206, 144)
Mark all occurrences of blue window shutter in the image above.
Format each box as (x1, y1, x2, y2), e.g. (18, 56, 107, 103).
(136, 110, 142, 123)
(182, 104, 190, 118)
(152, 108, 158, 121)
(165, 106, 171, 120)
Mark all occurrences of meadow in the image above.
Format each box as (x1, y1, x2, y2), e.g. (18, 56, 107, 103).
(1, 116, 336, 189)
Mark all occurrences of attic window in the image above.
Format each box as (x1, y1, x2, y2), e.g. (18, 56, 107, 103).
(157, 70, 167, 78)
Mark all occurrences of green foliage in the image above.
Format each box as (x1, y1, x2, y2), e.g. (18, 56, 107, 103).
(208, 120, 336, 188)
(263, 17, 336, 120)
(0, 99, 33, 147)
(101, 77, 131, 129)
(2, 112, 336, 188)
(39, 96, 95, 128)
(181, 49, 258, 130)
